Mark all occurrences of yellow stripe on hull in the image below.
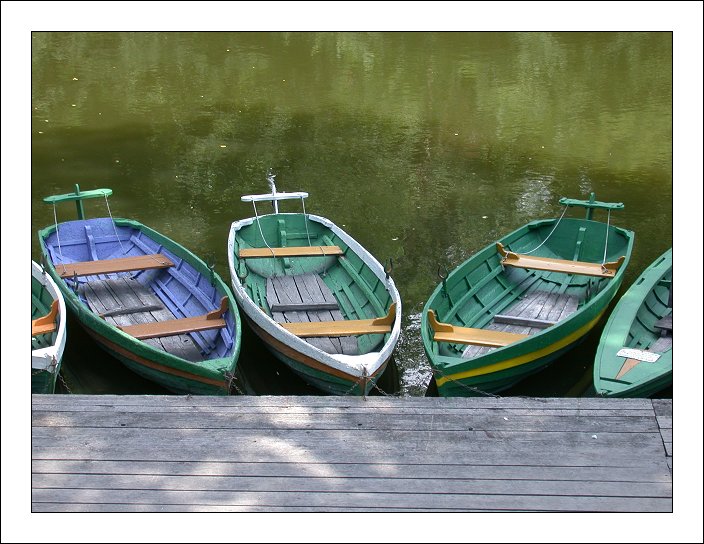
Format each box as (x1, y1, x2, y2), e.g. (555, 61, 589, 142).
(435, 310, 607, 387)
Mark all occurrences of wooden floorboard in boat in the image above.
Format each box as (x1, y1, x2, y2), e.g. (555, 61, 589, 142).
(463, 290, 579, 358)
(81, 278, 203, 361)
(266, 274, 358, 355)
(31, 395, 673, 513)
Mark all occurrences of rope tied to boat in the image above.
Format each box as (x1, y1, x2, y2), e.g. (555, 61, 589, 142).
(251, 200, 276, 259)
(103, 192, 126, 255)
(52, 201, 67, 277)
(300, 194, 312, 247)
(601, 208, 612, 273)
(511, 204, 570, 258)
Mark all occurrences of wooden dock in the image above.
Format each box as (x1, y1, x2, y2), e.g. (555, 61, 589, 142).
(31, 394, 672, 512)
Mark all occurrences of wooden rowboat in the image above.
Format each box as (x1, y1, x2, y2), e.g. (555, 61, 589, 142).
(227, 178, 401, 395)
(422, 193, 634, 397)
(593, 248, 672, 397)
(32, 260, 68, 393)
(38, 185, 242, 395)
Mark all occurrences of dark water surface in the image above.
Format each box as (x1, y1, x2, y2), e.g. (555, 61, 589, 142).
(29, 32, 673, 397)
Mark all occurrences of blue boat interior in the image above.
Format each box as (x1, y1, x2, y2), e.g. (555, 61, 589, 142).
(43, 217, 235, 360)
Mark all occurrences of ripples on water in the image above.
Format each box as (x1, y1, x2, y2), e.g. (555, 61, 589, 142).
(32, 32, 672, 397)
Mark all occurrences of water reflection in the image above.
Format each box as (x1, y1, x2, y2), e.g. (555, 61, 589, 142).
(32, 31, 672, 397)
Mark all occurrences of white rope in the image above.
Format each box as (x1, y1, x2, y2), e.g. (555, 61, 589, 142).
(300, 196, 312, 246)
(520, 205, 569, 255)
(104, 193, 125, 254)
(52, 202, 67, 276)
(252, 201, 275, 258)
(601, 209, 611, 269)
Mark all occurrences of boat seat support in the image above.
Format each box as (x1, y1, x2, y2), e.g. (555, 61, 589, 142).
(428, 309, 528, 347)
(32, 299, 58, 336)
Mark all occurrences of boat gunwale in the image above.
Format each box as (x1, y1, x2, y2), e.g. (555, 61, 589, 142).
(228, 212, 402, 378)
(38, 217, 242, 381)
(593, 248, 673, 396)
(421, 214, 635, 384)
(31, 260, 68, 372)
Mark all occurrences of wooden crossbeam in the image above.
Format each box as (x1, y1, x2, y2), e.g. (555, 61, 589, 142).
(280, 303, 395, 337)
(239, 246, 343, 259)
(32, 299, 58, 336)
(428, 310, 528, 347)
(493, 314, 556, 329)
(118, 297, 228, 340)
(496, 243, 624, 278)
(269, 301, 340, 312)
(57, 254, 174, 278)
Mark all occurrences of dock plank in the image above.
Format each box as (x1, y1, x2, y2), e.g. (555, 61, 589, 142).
(30, 488, 671, 513)
(31, 460, 672, 482)
(32, 410, 662, 433)
(32, 395, 672, 513)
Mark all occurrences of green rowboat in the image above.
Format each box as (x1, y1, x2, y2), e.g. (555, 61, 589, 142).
(227, 179, 401, 396)
(422, 193, 634, 397)
(32, 260, 67, 393)
(594, 248, 672, 397)
(38, 185, 242, 395)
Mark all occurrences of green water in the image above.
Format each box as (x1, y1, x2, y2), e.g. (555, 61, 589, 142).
(30, 31, 673, 396)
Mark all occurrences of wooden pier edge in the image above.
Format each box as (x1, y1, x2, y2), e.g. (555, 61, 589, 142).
(31, 395, 673, 513)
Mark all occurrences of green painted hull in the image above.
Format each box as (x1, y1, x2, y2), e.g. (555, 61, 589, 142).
(422, 209, 634, 397)
(594, 248, 672, 398)
(31, 370, 58, 395)
(32, 261, 66, 394)
(228, 211, 401, 396)
(244, 315, 386, 396)
(39, 218, 241, 396)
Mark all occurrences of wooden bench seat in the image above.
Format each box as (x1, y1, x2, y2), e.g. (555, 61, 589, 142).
(32, 299, 58, 336)
(280, 303, 396, 338)
(496, 242, 624, 278)
(239, 245, 343, 259)
(57, 254, 174, 278)
(428, 310, 528, 348)
(118, 297, 228, 340)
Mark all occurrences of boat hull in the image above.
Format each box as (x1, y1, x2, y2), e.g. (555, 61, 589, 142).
(32, 261, 67, 394)
(39, 217, 241, 395)
(422, 215, 634, 397)
(243, 314, 388, 395)
(228, 212, 401, 396)
(594, 248, 672, 398)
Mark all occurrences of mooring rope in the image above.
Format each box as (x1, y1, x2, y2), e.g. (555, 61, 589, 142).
(104, 193, 126, 254)
(601, 208, 612, 271)
(520, 205, 569, 255)
(252, 201, 275, 258)
(300, 195, 312, 247)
